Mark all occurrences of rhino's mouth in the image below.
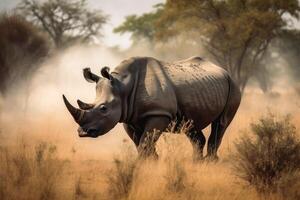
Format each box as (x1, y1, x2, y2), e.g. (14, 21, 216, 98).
(77, 127, 99, 138)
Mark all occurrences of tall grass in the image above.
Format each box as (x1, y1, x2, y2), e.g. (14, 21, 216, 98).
(0, 140, 65, 200)
(104, 122, 207, 200)
(105, 140, 137, 200)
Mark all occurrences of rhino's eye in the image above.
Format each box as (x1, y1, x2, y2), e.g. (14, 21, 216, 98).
(99, 104, 108, 113)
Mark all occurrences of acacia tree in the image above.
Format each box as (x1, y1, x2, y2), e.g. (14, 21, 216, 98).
(114, 4, 164, 43)
(156, 0, 300, 91)
(17, 0, 108, 48)
(115, 0, 300, 92)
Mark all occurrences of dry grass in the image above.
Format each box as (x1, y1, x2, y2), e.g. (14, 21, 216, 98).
(0, 139, 66, 200)
(105, 141, 137, 199)
(74, 176, 87, 199)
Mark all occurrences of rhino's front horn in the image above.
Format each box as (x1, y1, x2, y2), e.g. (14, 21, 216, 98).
(62, 95, 85, 123)
(77, 99, 95, 110)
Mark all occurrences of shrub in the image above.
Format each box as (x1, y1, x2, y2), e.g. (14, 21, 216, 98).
(277, 171, 300, 200)
(233, 113, 300, 195)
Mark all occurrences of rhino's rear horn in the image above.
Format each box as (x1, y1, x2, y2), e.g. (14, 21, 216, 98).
(62, 95, 85, 123)
(83, 68, 100, 83)
(101, 66, 113, 80)
(77, 99, 95, 110)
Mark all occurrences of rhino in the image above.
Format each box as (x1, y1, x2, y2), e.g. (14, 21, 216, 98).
(63, 56, 241, 160)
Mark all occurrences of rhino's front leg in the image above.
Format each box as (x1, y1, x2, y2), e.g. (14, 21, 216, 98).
(138, 116, 170, 159)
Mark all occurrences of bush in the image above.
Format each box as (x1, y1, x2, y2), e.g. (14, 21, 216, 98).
(0, 14, 50, 95)
(233, 113, 300, 195)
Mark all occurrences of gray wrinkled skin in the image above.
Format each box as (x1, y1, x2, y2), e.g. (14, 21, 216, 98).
(63, 56, 241, 160)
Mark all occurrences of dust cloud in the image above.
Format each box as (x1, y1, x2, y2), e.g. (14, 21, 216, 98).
(0, 45, 133, 160)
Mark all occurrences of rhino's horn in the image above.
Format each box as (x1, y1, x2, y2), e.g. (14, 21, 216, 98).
(62, 95, 84, 123)
(77, 99, 95, 110)
(83, 68, 100, 83)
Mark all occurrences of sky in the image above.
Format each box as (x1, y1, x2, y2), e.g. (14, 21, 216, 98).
(0, 0, 164, 49)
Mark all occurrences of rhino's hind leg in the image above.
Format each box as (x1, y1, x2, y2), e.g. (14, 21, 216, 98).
(207, 91, 240, 160)
(186, 129, 206, 161)
(207, 106, 239, 160)
(206, 117, 227, 160)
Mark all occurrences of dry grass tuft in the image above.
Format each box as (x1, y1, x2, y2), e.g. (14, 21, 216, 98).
(233, 113, 300, 196)
(74, 176, 87, 200)
(0, 139, 66, 200)
(105, 140, 138, 200)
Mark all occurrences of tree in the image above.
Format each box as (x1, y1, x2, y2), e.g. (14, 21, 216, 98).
(17, 0, 108, 48)
(0, 14, 50, 95)
(278, 29, 300, 80)
(115, 0, 300, 92)
(155, 0, 300, 92)
(114, 4, 164, 42)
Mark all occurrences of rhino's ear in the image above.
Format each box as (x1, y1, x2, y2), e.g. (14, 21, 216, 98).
(101, 66, 113, 80)
(83, 68, 100, 83)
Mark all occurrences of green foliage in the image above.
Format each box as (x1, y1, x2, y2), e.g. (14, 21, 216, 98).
(233, 113, 300, 195)
(17, 0, 108, 48)
(114, 4, 164, 42)
(156, 0, 300, 91)
(0, 14, 50, 95)
(115, 0, 300, 92)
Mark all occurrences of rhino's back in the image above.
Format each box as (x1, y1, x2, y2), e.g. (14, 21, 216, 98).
(114, 56, 230, 128)
(163, 57, 230, 129)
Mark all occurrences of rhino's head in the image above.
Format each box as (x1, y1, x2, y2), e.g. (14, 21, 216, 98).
(63, 67, 122, 138)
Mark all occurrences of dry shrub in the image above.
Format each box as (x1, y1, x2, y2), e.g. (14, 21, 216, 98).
(233, 113, 300, 195)
(0, 139, 65, 200)
(277, 171, 300, 200)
